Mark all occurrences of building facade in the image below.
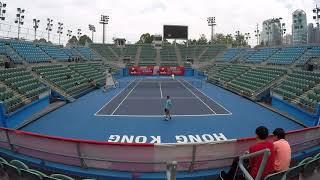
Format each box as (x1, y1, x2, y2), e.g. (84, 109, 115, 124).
(292, 9, 307, 44)
(260, 19, 282, 46)
(307, 23, 320, 44)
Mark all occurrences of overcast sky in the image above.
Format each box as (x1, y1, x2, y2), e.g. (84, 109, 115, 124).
(2, 0, 320, 45)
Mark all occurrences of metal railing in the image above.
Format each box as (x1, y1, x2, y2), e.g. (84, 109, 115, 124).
(0, 126, 318, 173)
(238, 149, 270, 180)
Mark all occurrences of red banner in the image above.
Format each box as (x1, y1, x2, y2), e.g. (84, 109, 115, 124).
(129, 66, 154, 76)
(129, 66, 185, 76)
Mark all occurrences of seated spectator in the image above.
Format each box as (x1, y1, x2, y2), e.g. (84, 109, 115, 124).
(273, 128, 291, 172)
(220, 126, 275, 180)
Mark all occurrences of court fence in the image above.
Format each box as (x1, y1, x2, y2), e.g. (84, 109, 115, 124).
(0, 126, 318, 172)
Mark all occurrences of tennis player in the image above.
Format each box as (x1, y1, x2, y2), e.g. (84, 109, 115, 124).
(164, 96, 172, 121)
(171, 74, 175, 80)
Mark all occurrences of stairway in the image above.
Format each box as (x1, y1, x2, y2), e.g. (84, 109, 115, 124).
(135, 46, 142, 65)
(196, 47, 209, 65)
(155, 48, 161, 66)
(0, 82, 30, 105)
(174, 46, 183, 66)
(31, 71, 76, 102)
(253, 72, 289, 100)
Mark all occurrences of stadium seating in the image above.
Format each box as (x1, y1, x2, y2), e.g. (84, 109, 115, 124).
(68, 63, 105, 86)
(273, 70, 320, 101)
(296, 46, 320, 65)
(160, 46, 178, 66)
(245, 48, 279, 63)
(123, 45, 138, 65)
(239, 49, 257, 62)
(74, 46, 101, 61)
(139, 45, 156, 66)
(199, 45, 226, 62)
(0, 68, 48, 100)
(62, 48, 81, 59)
(208, 65, 250, 83)
(299, 87, 320, 111)
(10, 41, 51, 63)
(200, 64, 229, 76)
(0, 42, 23, 64)
(38, 43, 69, 61)
(32, 65, 91, 97)
(178, 45, 193, 61)
(216, 48, 244, 62)
(227, 67, 286, 95)
(0, 156, 77, 180)
(0, 85, 23, 113)
(267, 46, 305, 65)
(89, 44, 119, 61)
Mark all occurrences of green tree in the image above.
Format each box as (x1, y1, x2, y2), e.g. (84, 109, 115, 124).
(78, 35, 92, 46)
(136, 33, 154, 44)
(68, 36, 78, 45)
(197, 34, 208, 45)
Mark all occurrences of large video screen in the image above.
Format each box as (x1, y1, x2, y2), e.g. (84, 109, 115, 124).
(163, 25, 188, 39)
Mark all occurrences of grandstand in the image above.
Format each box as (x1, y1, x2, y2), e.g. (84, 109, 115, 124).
(139, 44, 157, 65)
(0, 2, 319, 178)
(0, 37, 318, 179)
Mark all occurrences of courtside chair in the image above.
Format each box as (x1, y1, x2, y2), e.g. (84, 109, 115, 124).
(263, 170, 287, 180)
(302, 157, 319, 178)
(29, 169, 48, 178)
(21, 169, 43, 180)
(50, 174, 75, 180)
(10, 159, 29, 170)
(3, 163, 21, 180)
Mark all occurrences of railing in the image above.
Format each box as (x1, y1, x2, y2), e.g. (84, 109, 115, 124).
(0, 127, 318, 172)
(238, 149, 271, 180)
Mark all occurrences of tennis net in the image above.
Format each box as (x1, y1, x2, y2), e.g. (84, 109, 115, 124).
(118, 79, 203, 89)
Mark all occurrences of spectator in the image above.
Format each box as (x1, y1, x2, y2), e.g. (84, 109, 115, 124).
(273, 128, 291, 172)
(220, 126, 275, 180)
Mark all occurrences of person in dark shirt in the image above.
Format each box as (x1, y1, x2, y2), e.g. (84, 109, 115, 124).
(219, 126, 275, 180)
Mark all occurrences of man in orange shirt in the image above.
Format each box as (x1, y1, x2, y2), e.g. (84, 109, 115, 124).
(220, 126, 275, 180)
(273, 128, 291, 172)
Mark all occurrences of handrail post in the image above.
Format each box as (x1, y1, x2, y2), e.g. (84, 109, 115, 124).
(189, 145, 196, 172)
(76, 142, 87, 168)
(166, 161, 177, 180)
(238, 149, 271, 180)
(5, 130, 15, 152)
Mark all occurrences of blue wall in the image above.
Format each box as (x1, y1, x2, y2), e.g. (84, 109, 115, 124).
(271, 96, 319, 126)
(0, 96, 49, 128)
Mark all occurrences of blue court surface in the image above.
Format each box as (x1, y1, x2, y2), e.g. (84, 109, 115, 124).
(21, 76, 303, 143)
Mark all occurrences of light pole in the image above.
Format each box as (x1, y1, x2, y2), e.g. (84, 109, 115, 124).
(57, 22, 63, 45)
(313, 5, 320, 30)
(15, 8, 25, 39)
(207, 17, 216, 44)
(89, 24, 96, 42)
(33, 19, 40, 40)
(254, 24, 260, 45)
(99, 15, 109, 44)
(280, 22, 286, 44)
(77, 28, 82, 40)
(0, 2, 6, 32)
(46, 18, 53, 42)
(67, 30, 72, 41)
(235, 30, 241, 47)
(244, 33, 251, 45)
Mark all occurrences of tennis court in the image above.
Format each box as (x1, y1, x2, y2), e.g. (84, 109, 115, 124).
(95, 78, 231, 117)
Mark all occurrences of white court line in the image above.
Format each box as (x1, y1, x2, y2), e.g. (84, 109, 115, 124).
(159, 82, 163, 98)
(182, 79, 232, 115)
(126, 97, 198, 100)
(95, 114, 217, 118)
(111, 79, 142, 115)
(177, 79, 216, 114)
(94, 79, 136, 116)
